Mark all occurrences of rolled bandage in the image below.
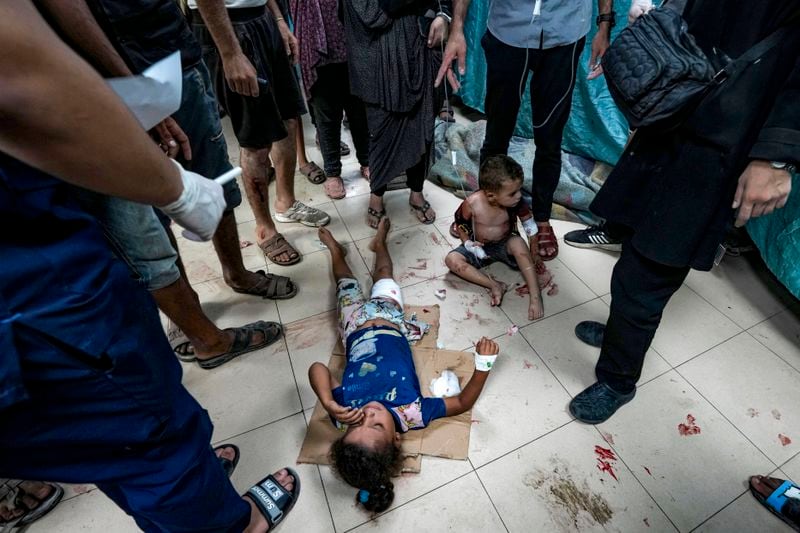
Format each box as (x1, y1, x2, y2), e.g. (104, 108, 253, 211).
(522, 218, 538, 237)
(464, 240, 487, 260)
(474, 351, 498, 372)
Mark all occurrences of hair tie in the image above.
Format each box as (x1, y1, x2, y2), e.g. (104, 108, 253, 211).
(358, 489, 370, 503)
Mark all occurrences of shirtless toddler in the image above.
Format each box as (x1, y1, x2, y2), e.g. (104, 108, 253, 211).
(445, 155, 544, 320)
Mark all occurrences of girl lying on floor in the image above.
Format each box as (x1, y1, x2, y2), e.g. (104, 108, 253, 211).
(309, 219, 499, 513)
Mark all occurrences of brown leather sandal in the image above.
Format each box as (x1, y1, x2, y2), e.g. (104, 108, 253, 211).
(259, 232, 301, 265)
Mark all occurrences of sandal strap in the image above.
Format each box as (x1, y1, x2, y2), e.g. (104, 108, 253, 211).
(248, 475, 293, 527)
(262, 235, 297, 260)
(766, 480, 797, 513)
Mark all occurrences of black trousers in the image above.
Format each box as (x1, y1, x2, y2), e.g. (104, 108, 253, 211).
(308, 62, 370, 176)
(480, 31, 584, 221)
(596, 240, 690, 393)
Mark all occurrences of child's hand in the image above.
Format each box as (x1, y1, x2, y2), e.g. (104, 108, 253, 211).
(324, 400, 364, 425)
(475, 336, 499, 356)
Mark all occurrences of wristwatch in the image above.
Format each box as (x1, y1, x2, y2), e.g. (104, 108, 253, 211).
(596, 12, 616, 29)
(770, 161, 798, 174)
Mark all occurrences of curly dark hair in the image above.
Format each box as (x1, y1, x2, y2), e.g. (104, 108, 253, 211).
(330, 436, 403, 513)
(479, 154, 524, 192)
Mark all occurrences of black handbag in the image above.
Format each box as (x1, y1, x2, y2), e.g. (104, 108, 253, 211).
(602, 0, 792, 129)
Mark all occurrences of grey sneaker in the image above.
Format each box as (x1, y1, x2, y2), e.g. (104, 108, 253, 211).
(274, 201, 331, 227)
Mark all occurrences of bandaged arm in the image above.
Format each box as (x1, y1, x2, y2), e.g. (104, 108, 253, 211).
(443, 337, 499, 416)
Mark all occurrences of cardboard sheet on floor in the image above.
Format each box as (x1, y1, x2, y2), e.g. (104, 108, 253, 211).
(297, 305, 473, 473)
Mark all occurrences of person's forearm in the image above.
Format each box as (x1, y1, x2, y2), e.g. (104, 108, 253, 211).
(0, 1, 181, 205)
(309, 363, 335, 405)
(446, 369, 489, 415)
(451, 0, 471, 32)
(266, 0, 284, 21)
(35, 0, 133, 77)
(195, 0, 244, 60)
(597, 0, 613, 34)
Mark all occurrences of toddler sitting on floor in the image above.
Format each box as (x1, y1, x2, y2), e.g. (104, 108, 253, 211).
(309, 219, 499, 513)
(446, 155, 544, 320)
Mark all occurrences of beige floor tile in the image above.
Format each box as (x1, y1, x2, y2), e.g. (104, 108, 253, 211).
(679, 332, 800, 464)
(486, 258, 596, 329)
(217, 413, 335, 533)
(685, 256, 791, 329)
(650, 285, 743, 366)
(781, 453, 800, 482)
(467, 333, 573, 467)
(520, 299, 671, 397)
(182, 339, 300, 442)
(284, 310, 341, 409)
(321, 458, 474, 532)
(347, 472, 503, 533)
(597, 371, 775, 532)
(694, 471, 794, 533)
(272, 244, 372, 324)
(401, 277, 514, 351)
(749, 308, 800, 373)
(355, 225, 452, 288)
(335, 188, 426, 242)
(478, 421, 674, 532)
(557, 241, 620, 297)
(28, 489, 138, 533)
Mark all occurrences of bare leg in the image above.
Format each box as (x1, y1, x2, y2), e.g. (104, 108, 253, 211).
(295, 115, 310, 168)
(272, 118, 298, 213)
(213, 211, 276, 289)
(368, 217, 393, 281)
(318, 227, 354, 280)
(445, 252, 507, 306)
(240, 147, 296, 264)
(507, 236, 544, 320)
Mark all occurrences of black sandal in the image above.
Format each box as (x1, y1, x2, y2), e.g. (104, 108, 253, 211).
(197, 320, 283, 370)
(214, 443, 240, 477)
(246, 468, 301, 531)
(409, 200, 436, 224)
(366, 207, 386, 229)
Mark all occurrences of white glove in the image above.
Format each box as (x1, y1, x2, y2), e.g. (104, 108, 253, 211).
(464, 240, 487, 260)
(160, 160, 226, 241)
(628, 0, 653, 25)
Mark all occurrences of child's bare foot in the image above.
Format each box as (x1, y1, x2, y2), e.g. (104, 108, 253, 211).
(318, 227, 339, 250)
(489, 280, 507, 306)
(368, 217, 391, 252)
(528, 294, 544, 321)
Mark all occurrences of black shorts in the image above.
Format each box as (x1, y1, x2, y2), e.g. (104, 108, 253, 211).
(193, 6, 306, 149)
(451, 238, 520, 270)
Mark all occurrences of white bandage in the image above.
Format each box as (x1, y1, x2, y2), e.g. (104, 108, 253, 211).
(160, 160, 226, 241)
(474, 351, 497, 372)
(522, 218, 538, 237)
(464, 240, 487, 260)
(628, 0, 653, 25)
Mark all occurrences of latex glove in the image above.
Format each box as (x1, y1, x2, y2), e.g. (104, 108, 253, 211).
(160, 160, 225, 241)
(464, 240, 487, 260)
(628, 0, 654, 25)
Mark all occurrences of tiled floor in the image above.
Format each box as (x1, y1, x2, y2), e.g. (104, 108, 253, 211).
(31, 119, 800, 532)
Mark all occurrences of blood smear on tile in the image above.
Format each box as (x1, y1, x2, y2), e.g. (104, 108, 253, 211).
(678, 414, 701, 436)
(746, 408, 759, 418)
(594, 446, 619, 481)
(239, 240, 253, 248)
(644, 466, 652, 476)
(779, 434, 792, 446)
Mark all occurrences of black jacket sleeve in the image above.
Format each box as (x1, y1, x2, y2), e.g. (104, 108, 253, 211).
(749, 53, 800, 165)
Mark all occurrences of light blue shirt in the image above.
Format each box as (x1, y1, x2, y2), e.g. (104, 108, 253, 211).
(487, 0, 593, 49)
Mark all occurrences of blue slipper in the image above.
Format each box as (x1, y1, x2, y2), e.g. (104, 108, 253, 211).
(575, 321, 605, 348)
(569, 382, 635, 424)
